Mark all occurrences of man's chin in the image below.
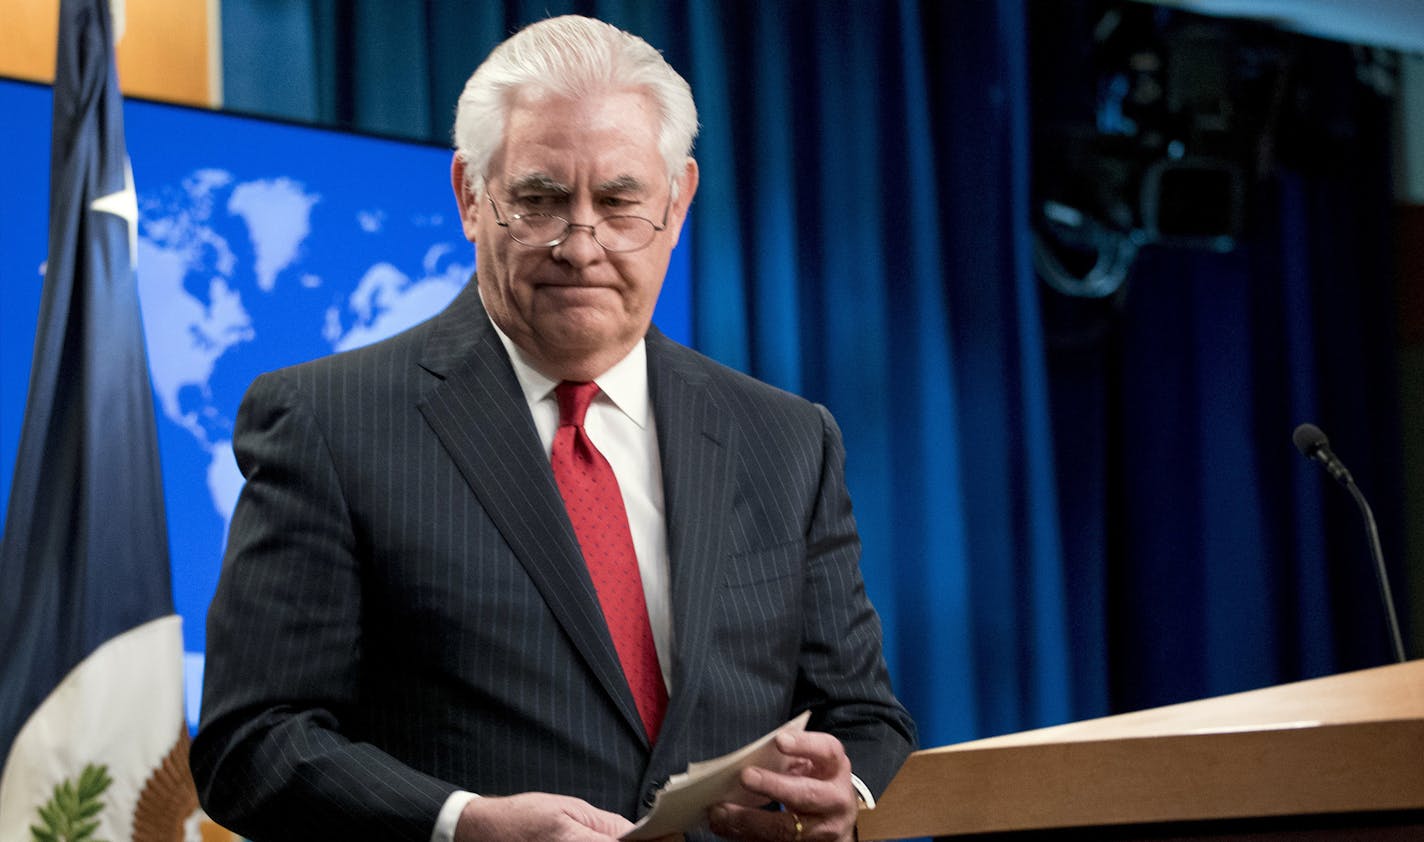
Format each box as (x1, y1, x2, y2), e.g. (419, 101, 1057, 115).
(530, 301, 644, 344)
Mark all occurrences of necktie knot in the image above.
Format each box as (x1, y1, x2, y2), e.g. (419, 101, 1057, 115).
(555, 380, 600, 428)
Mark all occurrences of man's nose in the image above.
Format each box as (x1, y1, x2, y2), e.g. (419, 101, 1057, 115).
(552, 222, 604, 265)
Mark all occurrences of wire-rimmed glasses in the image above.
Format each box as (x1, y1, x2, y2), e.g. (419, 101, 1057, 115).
(486, 194, 670, 253)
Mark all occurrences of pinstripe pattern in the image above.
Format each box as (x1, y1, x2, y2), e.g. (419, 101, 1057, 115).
(190, 280, 916, 841)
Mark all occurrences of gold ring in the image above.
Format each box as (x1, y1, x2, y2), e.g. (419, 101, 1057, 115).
(791, 812, 803, 842)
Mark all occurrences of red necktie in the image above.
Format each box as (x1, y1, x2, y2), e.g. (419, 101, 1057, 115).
(551, 381, 667, 742)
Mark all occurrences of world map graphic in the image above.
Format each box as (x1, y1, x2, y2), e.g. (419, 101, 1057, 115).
(135, 167, 468, 724)
(0, 80, 469, 727)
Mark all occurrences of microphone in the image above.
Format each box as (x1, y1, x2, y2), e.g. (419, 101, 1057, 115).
(1292, 423, 1407, 663)
(1291, 423, 1352, 486)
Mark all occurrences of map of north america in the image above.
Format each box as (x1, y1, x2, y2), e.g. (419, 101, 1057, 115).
(134, 168, 467, 723)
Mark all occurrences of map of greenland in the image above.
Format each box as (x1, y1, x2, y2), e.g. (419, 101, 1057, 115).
(227, 178, 318, 292)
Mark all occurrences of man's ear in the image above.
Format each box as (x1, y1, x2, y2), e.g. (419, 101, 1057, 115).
(451, 153, 479, 242)
(667, 157, 699, 246)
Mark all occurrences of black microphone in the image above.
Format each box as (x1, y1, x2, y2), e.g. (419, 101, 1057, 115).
(1292, 423, 1353, 486)
(1292, 423, 1407, 663)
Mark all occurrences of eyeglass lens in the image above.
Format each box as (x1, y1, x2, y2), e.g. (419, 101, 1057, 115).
(508, 213, 658, 252)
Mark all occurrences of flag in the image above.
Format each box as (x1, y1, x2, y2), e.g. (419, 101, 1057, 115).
(0, 1, 206, 839)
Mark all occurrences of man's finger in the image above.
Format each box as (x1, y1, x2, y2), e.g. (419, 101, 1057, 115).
(775, 731, 847, 772)
(739, 767, 846, 818)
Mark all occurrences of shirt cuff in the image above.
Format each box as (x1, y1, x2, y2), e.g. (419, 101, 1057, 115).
(431, 790, 480, 842)
(850, 773, 876, 810)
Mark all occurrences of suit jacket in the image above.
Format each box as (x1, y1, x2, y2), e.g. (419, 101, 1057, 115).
(190, 281, 916, 841)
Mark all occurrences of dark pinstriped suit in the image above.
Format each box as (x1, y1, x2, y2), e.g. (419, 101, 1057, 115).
(190, 280, 916, 842)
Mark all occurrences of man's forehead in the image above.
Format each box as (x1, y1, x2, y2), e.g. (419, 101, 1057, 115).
(489, 89, 666, 195)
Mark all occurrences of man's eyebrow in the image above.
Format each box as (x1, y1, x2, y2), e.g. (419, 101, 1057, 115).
(506, 173, 570, 194)
(597, 175, 649, 194)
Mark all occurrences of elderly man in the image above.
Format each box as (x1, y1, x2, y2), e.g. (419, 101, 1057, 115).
(191, 15, 915, 842)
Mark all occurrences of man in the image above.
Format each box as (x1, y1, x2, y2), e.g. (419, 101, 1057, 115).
(191, 15, 915, 842)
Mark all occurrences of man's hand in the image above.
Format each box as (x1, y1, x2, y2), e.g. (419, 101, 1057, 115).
(707, 731, 858, 842)
(454, 792, 636, 841)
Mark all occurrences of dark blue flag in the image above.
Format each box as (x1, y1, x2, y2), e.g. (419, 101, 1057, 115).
(0, 1, 196, 837)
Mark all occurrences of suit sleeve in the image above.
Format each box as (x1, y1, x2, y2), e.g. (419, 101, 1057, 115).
(794, 404, 918, 796)
(189, 371, 456, 842)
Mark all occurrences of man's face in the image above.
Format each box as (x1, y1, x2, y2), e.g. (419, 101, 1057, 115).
(453, 88, 698, 380)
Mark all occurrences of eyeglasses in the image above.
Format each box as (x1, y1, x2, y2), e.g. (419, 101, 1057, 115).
(486, 193, 670, 253)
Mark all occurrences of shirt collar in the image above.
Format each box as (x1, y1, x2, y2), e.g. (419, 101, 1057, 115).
(484, 302, 651, 430)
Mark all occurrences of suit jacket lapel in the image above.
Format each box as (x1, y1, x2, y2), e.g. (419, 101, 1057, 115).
(414, 284, 647, 742)
(644, 330, 737, 766)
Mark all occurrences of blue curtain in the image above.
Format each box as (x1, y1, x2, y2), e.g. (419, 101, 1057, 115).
(220, 0, 1409, 750)
(1033, 14, 1408, 713)
(674, 0, 1075, 744)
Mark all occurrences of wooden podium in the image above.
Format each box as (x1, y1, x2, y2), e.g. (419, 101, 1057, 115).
(858, 660, 1424, 840)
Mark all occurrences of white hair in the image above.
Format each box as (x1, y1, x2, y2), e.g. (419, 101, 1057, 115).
(452, 15, 699, 199)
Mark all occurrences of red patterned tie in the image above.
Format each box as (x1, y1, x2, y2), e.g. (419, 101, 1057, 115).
(551, 381, 667, 742)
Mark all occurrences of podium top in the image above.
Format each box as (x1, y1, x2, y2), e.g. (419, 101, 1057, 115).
(944, 658, 1424, 751)
(860, 660, 1424, 840)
